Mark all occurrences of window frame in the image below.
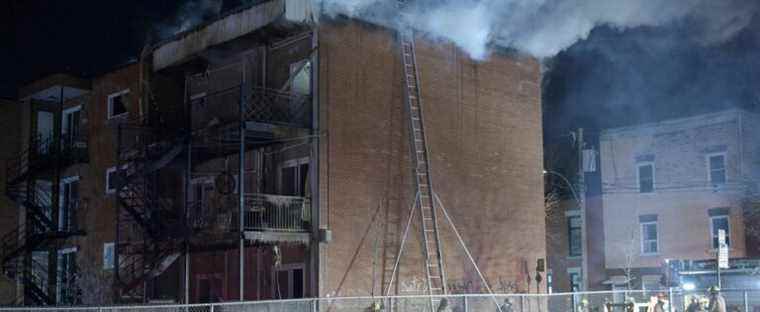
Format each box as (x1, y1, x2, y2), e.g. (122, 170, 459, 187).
(106, 166, 117, 194)
(271, 262, 306, 299)
(706, 152, 727, 186)
(567, 215, 583, 258)
(62, 105, 82, 137)
(103, 242, 115, 270)
(640, 221, 659, 255)
(278, 157, 310, 197)
(637, 162, 655, 193)
(105, 165, 127, 194)
(59, 176, 80, 231)
(710, 215, 731, 249)
(107, 89, 130, 119)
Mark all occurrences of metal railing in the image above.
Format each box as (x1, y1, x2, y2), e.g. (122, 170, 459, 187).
(187, 193, 310, 233)
(245, 87, 312, 128)
(240, 193, 310, 232)
(2, 290, 760, 311)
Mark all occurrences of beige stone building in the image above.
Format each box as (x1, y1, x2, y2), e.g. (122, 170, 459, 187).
(600, 109, 760, 290)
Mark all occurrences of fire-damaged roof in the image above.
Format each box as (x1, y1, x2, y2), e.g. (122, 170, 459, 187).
(152, 0, 314, 71)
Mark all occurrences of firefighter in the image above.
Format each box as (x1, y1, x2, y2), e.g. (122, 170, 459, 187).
(707, 286, 726, 312)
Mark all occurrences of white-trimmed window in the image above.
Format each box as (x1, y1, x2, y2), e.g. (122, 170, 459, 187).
(106, 166, 118, 194)
(103, 242, 115, 270)
(637, 163, 654, 193)
(710, 215, 730, 248)
(107, 89, 129, 119)
(640, 221, 659, 255)
(707, 153, 727, 186)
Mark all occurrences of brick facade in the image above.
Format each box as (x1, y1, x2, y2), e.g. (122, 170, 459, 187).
(318, 20, 545, 297)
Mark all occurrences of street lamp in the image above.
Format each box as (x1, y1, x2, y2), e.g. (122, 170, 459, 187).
(543, 170, 581, 205)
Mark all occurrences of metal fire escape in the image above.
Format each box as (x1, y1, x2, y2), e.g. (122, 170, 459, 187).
(2, 130, 86, 305)
(398, 0, 447, 306)
(114, 120, 185, 302)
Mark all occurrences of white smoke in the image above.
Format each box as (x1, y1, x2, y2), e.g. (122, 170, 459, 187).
(318, 0, 759, 60)
(157, 0, 223, 38)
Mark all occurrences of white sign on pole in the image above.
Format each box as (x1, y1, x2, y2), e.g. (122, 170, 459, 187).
(718, 229, 729, 269)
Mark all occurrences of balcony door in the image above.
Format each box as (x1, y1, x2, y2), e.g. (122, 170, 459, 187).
(36, 111, 54, 154)
(279, 158, 309, 197)
(62, 106, 82, 147)
(272, 263, 304, 299)
(56, 247, 77, 304)
(60, 177, 79, 231)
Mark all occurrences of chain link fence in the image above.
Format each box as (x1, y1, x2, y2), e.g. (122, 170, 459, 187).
(1, 290, 758, 312)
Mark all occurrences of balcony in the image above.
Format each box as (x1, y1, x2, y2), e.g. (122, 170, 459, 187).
(188, 193, 311, 243)
(245, 87, 312, 129)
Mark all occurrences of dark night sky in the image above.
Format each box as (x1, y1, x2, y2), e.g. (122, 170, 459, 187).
(1, 1, 759, 135)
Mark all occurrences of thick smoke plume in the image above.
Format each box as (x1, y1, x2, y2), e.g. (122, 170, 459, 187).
(319, 0, 759, 59)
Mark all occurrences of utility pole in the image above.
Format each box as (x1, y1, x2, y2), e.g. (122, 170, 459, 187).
(577, 128, 588, 291)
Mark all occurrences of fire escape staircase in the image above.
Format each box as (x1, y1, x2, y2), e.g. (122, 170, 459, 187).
(1, 137, 85, 306)
(114, 128, 185, 301)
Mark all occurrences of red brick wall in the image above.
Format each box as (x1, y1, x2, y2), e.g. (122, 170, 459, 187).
(318, 20, 545, 297)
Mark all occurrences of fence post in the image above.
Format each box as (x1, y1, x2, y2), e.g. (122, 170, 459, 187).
(210, 304, 214, 312)
(668, 287, 674, 312)
(744, 291, 749, 312)
(463, 295, 469, 312)
(312, 298, 318, 312)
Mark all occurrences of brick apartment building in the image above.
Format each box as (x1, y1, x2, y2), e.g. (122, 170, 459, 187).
(0, 0, 545, 306)
(544, 131, 606, 297)
(600, 109, 760, 292)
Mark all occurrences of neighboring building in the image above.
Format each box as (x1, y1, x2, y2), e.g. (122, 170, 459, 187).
(0, 97, 23, 303)
(600, 109, 760, 291)
(544, 131, 606, 301)
(0, 0, 546, 305)
(0, 74, 91, 305)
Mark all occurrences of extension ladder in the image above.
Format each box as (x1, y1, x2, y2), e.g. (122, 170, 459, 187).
(397, 5, 448, 305)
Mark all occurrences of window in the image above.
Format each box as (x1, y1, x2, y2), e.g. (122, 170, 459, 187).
(638, 163, 654, 193)
(106, 166, 118, 194)
(568, 267, 582, 307)
(279, 158, 309, 196)
(641, 221, 658, 254)
(568, 216, 582, 257)
(60, 177, 79, 231)
(62, 106, 82, 144)
(711, 216, 730, 248)
(708, 154, 726, 185)
(290, 60, 312, 96)
(273, 264, 305, 299)
(108, 89, 129, 119)
(57, 248, 78, 304)
(103, 242, 115, 270)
